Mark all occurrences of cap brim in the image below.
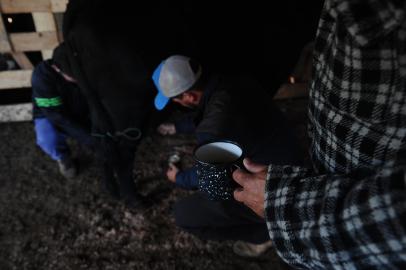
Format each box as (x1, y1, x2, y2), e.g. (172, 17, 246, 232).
(154, 92, 170, 110)
(152, 62, 170, 110)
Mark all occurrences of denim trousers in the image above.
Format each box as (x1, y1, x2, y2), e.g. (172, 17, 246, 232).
(34, 118, 70, 161)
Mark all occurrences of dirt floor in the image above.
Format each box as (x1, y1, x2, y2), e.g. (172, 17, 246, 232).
(0, 99, 307, 270)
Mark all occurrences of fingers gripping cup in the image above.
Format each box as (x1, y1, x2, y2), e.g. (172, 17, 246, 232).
(194, 141, 243, 201)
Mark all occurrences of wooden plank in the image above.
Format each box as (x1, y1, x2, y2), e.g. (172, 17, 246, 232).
(274, 83, 309, 100)
(11, 52, 33, 69)
(0, 103, 32, 123)
(41, 50, 53, 60)
(0, 13, 12, 52)
(0, 0, 52, 13)
(32, 12, 56, 31)
(0, 0, 67, 13)
(51, 0, 68, 13)
(0, 70, 32, 89)
(54, 13, 64, 42)
(9, 31, 58, 52)
(32, 12, 58, 59)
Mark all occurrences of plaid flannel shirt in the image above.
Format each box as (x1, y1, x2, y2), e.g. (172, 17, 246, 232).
(265, 1, 406, 269)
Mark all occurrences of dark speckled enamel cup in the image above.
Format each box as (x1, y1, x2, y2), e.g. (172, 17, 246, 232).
(194, 141, 243, 201)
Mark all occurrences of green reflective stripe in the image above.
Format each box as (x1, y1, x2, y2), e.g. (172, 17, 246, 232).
(35, 97, 63, 107)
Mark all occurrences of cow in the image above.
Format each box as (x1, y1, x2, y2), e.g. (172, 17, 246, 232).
(61, 0, 191, 207)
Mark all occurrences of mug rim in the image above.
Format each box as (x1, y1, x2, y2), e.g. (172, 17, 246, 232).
(193, 140, 244, 166)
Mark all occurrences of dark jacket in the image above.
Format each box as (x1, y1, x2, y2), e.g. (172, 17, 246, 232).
(175, 74, 303, 189)
(32, 60, 93, 145)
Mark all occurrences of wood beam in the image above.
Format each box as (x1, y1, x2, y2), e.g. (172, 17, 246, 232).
(11, 52, 33, 69)
(0, 13, 12, 52)
(9, 31, 58, 52)
(41, 50, 53, 60)
(0, 0, 52, 13)
(54, 12, 63, 42)
(32, 12, 57, 59)
(0, 103, 32, 122)
(0, 0, 67, 13)
(0, 70, 32, 89)
(32, 12, 56, 31)
(51, 0, 68, 13)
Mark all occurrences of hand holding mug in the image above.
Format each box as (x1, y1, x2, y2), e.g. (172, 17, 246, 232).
(233, 158, 267, 218)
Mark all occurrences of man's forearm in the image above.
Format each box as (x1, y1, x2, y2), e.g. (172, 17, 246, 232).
(265, 164, 406, 269)
(175, 168, 198, 190)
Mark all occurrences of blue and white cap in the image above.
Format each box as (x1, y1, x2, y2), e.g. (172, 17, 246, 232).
(152, 55, 202, 110)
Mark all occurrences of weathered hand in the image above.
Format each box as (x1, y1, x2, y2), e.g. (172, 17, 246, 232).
(233, 158, 267, 218)
(157, 123, 176, 135)
(166, 163, 179, 183)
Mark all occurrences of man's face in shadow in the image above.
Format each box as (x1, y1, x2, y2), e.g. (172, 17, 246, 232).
(172, 90, 202, 109)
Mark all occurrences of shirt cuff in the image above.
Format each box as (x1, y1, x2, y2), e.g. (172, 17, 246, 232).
(264, 164, 311, 223)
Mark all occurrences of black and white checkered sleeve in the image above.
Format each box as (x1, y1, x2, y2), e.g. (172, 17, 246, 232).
(327, 0, 405, 46)
(264, 164, 406, 269)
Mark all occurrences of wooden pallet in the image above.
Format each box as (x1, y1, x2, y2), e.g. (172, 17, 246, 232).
(0, 0, 67, 122)
(0, 0, 67, 87)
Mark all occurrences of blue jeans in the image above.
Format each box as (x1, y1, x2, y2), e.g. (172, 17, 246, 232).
(34, 118, 70, 161)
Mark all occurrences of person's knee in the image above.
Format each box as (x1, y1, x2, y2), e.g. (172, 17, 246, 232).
(173, 200, 210, 240)
(173, 195, 208, 228)
(173, 194, 219, 229)
(173, 199, 192, 229)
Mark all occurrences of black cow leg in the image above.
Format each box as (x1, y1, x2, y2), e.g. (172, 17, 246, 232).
(101, 163, 120, 200)
(115, 143, 151, 208)
(116, 167, 146, 208)
(115, 160, 151, 208)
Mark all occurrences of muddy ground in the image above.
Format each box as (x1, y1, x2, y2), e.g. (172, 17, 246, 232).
(0, 99, 307, 270)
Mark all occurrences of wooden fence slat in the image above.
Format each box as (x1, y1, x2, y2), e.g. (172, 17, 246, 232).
(9, 31, 58, 52)
(0, 103, 32, 122)
(0, 13, 12, 52)
(41, 50, 53, 59)
(0, 70, 32, 89)
(0, 0, 66, 124)
(0, 0, 67, 13)
(54, 13, 64, 42)
(11, 52, 33, 69)
(32, 12, 56, 31)
(32, 12, 57, 59)
(0, 0, 52, 13)
(51, 0, 68, 13)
